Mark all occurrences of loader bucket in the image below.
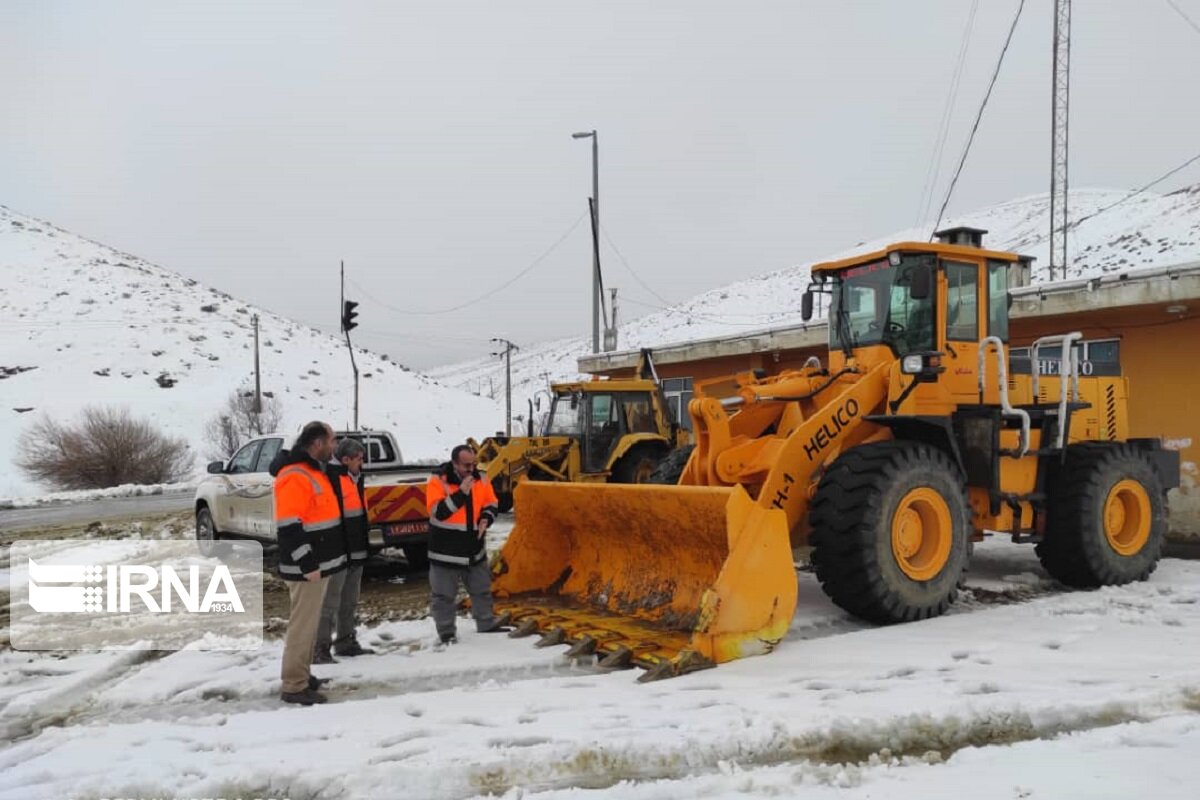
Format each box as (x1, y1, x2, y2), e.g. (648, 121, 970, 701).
(492, 481, 797, 680)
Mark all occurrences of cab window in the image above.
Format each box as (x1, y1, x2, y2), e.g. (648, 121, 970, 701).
(944, 261, 979, 341)
(254, 438, 283, 473)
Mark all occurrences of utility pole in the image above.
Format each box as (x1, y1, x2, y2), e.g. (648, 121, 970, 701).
(252, 314, 262, 417)
(491, 337, 519, 436)
(573, 129, 599, 353)
(604, 287, 619, 351)
(1049, 0, 1071, 282)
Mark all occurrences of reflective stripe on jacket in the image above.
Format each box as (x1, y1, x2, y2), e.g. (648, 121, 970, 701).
(274, 457, 349, 580)
(336, 469, 370, 563)
(425, 462, 499, 566)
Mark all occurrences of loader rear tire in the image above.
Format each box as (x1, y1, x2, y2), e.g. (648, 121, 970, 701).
(1036, 443, 1166, 587)
(809, 441, 971, 624)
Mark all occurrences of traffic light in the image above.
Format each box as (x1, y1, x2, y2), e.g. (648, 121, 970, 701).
(342, 300, 359, 333)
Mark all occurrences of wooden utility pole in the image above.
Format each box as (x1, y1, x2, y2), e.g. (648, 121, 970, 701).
(252, 314, 262, 416)
(491, 337, 519, 436)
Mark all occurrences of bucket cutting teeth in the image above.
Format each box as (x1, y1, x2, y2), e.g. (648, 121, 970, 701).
(534, 627, 567, 648)
(509, 618, 540, 638)
(596, 646, 633, 670)
(564, 635, 597, 659)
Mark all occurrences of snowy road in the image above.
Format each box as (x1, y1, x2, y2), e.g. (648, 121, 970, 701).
(0, 490, 194, 531)
(2, 534, 1198, 800)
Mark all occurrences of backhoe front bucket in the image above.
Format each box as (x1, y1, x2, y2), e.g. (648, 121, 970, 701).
(492, 481, 797, 680)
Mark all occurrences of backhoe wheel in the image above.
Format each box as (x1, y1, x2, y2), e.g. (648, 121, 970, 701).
(610, 444, 666, 484)
(649, 445, 695, 485)
(809, 441, 971, 624)
(496, 492, 514, 514)
(1036, 443, 1166, 587)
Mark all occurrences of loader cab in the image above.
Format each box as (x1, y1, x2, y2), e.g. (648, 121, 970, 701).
(806, 234, 1021, 405)
(544, 388, 660, 473)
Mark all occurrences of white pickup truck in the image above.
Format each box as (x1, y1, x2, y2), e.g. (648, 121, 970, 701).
(193, 430, 435, 567)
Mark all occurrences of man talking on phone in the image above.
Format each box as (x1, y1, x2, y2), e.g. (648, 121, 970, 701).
(425, 444, 513, 644)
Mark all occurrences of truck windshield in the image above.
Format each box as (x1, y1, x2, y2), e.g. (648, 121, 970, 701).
(545, 393, 583, 435)
(828, 255, 935, 356)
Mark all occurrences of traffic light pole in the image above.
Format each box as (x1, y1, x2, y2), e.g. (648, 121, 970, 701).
(341, 261, 360, 430)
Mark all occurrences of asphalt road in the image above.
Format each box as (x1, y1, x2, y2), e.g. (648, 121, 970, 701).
(0, 491, 194, 531)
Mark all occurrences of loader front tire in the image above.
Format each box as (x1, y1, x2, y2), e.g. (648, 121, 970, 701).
(810, 441, 971, 624)
(610, 444, 666, 484)
(1037, 443, 1166, 587)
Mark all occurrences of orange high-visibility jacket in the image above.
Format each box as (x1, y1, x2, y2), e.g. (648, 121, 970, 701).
(333, 468, 370, 563)
(425, 463, 499, 566)
(274, 456, 349, 580)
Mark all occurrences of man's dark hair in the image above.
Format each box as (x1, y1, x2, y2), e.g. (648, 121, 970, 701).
(451, 444, 475, 464)
(294, 421, 330, 453)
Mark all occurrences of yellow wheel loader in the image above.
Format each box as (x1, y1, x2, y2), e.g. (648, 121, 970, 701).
(492, 228, 1179, 681)
(470, 351, 689, 512)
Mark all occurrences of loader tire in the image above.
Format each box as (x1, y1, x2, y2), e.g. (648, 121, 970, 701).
(809, 441, 971, 624)
(610, 444, 667, 484)
(1036, 443, 1165, 587)
(649, 445, 695, 485)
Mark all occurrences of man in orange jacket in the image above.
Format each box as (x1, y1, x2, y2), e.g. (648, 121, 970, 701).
(425, 444, 512, 644)
(273, 421, 347, 705)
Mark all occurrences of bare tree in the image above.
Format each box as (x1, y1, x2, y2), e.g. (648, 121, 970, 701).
(16, 406, 193, 490)
(202, 390, 284, 460)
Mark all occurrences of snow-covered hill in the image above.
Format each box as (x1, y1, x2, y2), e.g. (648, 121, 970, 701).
(0, 206, 503, 498)
(426, 185, 1200, 412)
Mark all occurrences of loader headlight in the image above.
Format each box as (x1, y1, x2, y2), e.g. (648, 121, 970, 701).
(901, 354, 924, 374)
(901, 351, 946, 381)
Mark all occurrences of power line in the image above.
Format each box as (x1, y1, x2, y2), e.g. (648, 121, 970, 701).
(930, 0, 1027, 238)
(917, 0, 981, 227)
(1069, 149, 1200, 230)
(347, 210, 588, 316)
(1166, 0, 1200, 37)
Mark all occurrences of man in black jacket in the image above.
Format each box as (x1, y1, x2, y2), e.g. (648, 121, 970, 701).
(314, 438, 375, 662)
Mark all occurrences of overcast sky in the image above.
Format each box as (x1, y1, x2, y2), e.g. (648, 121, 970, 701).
(3, 1, 1198, 368)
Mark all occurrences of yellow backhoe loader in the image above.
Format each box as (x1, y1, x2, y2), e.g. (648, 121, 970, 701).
(490, 228, 1179, 681)
(470, 351, 689, 511)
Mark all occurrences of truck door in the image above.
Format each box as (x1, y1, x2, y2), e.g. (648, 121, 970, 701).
(222, 440, 262, 534)
(246, 437, 284, 537)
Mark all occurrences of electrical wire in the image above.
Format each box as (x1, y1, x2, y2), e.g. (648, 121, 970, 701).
(917, 0, 981, 228)
(1166, 0, 1200, 37)
(1068, 150, 1200, 230)
(930, 0, 1027, 239)
(345, 210, 588, 316)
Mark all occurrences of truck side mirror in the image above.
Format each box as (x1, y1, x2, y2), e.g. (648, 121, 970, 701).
(207, 460, 225, 474)
(801, 290, 814, 321)
(909, 264, 932, 300)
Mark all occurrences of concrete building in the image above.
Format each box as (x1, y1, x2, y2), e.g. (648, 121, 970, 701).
(581, 260, 1200, 539)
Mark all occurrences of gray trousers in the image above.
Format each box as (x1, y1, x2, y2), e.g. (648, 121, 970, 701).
(316, 563, 363, 652)
(429, 560, 497, 637)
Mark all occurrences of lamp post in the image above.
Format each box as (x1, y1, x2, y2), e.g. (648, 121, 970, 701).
(572, 129, 599, 353)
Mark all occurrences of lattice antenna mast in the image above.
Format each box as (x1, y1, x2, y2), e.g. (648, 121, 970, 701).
(1049, 0, 1071, 282)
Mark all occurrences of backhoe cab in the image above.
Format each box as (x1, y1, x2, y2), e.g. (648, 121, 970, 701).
(471, 350, 686, 511)
(492, 229, 1179, 681)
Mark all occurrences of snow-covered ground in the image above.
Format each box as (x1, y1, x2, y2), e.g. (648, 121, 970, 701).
(2, 538, 1197, 799)
(426, 185, 1200, 418)
(0, 205, 504, 498)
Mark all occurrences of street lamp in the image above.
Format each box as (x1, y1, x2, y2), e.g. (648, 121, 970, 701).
(572, 129, 599, 354)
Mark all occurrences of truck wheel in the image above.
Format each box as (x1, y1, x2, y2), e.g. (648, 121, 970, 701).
(809, 441, 971, 624)
(401, 544, 429, 572)
(196, 505, 220, 557)
(610, 444, 666, 484)
(649, 445, 695, 485)
(1037, 443, 1166, 587)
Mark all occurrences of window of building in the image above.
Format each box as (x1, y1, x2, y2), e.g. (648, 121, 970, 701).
(1009, 338, 1121, 377)
(662, 377, 694, 430)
